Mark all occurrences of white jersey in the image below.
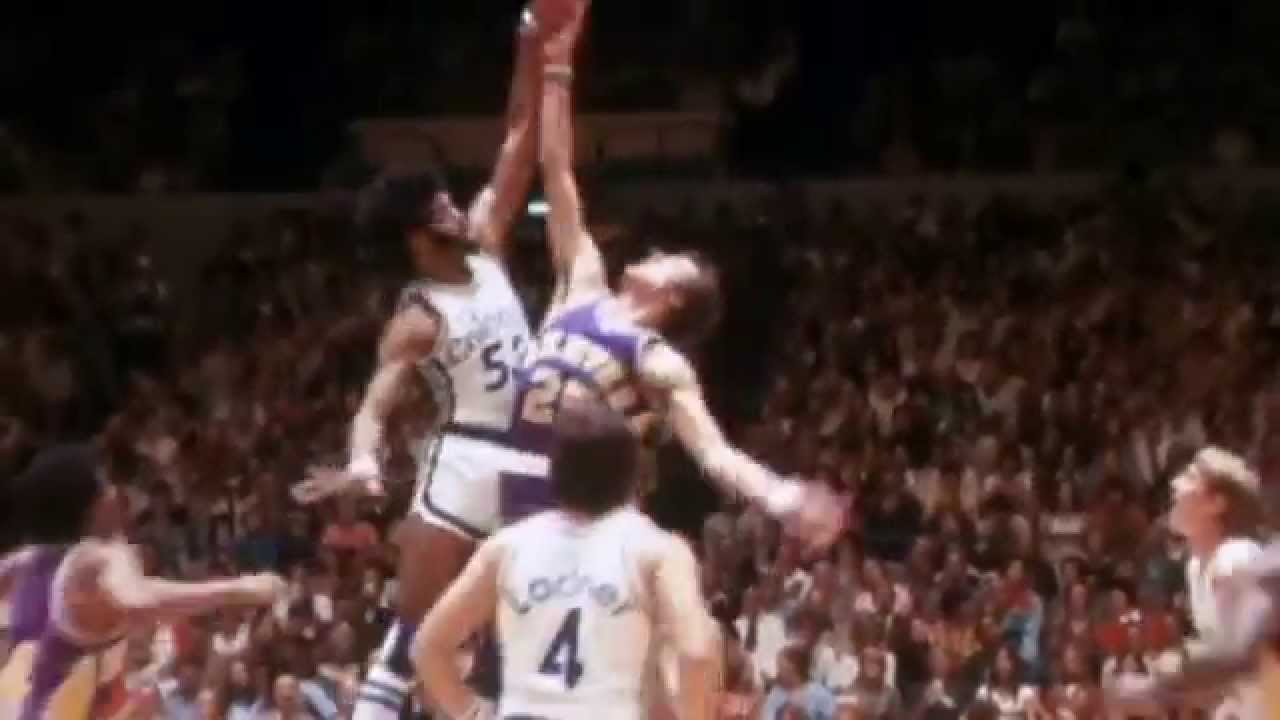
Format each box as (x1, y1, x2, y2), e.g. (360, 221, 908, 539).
(398, 253, 531, 432)
(1187, 537, 1264, 719)
(494, 508, 668, 720)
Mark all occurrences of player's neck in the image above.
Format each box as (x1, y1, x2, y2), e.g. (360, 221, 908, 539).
(1188, 528, 1226, 562)
(420, 258, 473, 285)
(613, 292, 656, 329)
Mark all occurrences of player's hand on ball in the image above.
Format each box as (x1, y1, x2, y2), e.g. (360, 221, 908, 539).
(773, 478, 847, 552)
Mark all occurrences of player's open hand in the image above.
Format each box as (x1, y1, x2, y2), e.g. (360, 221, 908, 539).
(292, 464, 385, 504)
(775, 478, 847, 553)
(238, 573, 288, 606)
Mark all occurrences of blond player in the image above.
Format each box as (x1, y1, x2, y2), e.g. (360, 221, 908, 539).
(1168, 446, 1266, 719)
(413, 400, 720, 720)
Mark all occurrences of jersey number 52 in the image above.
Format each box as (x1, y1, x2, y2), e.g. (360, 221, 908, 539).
(539, 607, 585, 689)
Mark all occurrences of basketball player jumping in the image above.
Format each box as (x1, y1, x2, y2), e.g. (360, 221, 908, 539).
(414, 399, 721, 720)
(506, 0, 845, 545)
(1164, 446, 1266, 718)
(0, 444, 284, 719)
(291, 11, 547, 720)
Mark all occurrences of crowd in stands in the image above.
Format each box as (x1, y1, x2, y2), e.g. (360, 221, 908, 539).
(4, 173, 1280, 718)
(3, 2, 1277, 191)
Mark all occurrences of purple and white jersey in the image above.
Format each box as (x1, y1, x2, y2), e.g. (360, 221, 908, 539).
(0, 546, 131, 719)
(500, 299, 665, 521)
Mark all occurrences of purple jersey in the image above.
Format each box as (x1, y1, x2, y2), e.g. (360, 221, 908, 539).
(0, 546, 131, 719)
(500, 299, 664, 521)
(5, 548, 62, 647)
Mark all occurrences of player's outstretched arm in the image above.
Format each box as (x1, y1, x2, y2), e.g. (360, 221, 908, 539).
(293, 304, 439, 504)
(469, 8, 543, 260)
(92, 542, 283, 623)
(638, 342, 846, 551)
(538, 0, 608, 316)
(413, 538, 502, 718)
(652, 535, 720, 720)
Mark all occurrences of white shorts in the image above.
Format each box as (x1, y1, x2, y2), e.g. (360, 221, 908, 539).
(412, 430, 549, 541)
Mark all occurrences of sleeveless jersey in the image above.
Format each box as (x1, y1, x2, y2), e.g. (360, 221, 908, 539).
(0, 546, 130, 720)
(494, 507, 668, 720)
(398, 253, 531, 434)
(1188, 537, 1264, 719)
(502, 299, 664, 520)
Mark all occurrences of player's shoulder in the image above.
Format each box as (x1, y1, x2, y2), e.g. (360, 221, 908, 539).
(491, 511, 559, 547)
(613, 510, 691, 561)
(636, 337, 695, 389)
(1217, 537, 1264, 571)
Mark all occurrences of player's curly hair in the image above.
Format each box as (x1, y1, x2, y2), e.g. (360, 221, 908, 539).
(354, 170, 448, 246)
(5, 444, 103, 547)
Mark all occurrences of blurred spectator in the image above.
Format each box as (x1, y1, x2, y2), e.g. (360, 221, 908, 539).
(763, 645, 837, 720)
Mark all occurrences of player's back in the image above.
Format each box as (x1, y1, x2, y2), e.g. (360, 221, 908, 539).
(495, 507, 667, 720)
(503, 299, 663, 520)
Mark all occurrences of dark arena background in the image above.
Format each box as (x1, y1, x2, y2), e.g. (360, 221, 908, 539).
(3, 0, 1280, 717)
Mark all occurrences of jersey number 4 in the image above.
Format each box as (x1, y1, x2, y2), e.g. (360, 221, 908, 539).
(539, 607, 584, 689)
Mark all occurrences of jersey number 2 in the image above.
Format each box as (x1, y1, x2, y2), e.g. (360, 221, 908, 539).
(539, 607, 584, 689)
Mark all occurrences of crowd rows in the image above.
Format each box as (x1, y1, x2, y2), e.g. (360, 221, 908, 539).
(4, 176, 1280, 718)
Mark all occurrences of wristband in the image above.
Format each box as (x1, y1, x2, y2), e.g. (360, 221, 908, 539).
(544, 64, 574, 83)
(764, 478, 804, 516)
(347, 454, 379, 480)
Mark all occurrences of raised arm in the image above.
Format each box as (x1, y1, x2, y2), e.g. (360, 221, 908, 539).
(638, 342, 846, 550)
(469, 8, 544, 260)
(92, 542, 282, 623)
(538, 0, 608, 314)
(412, 536, 502, 718)
(293, 303, 439, 504)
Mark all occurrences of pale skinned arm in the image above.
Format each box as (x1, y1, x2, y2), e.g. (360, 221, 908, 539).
(651, 535, 720, 720)
(412, 538, 503, 718)
(469, 8, 543, 260)
(639, 342, 844, 549)
(538, 0, 608, 319)
(92, 543, 281, 623)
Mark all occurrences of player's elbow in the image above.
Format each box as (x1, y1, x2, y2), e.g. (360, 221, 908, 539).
(102, 578, 163, 616)
(675, 613, 721, 666)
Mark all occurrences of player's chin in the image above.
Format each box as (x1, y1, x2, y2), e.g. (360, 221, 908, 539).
(441, 232, 480, 253)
